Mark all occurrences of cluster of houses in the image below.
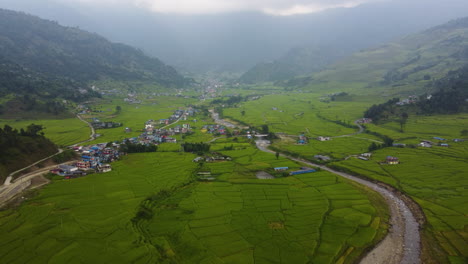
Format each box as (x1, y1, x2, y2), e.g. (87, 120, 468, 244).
(125, 108, 198, 145)
(192, 153, 232, 163)
(356, 118, 372, 124)
(396, 95, 418, 106)
(123, 93, 142, 104)
(91, 118, 122, 129)
(51, 144, 119, 178)
(201, 125, 227, 135)
(418, 137, 460, 148)
(274, 166, 316, 175)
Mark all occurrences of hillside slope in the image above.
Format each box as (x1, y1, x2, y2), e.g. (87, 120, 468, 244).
(307, 17, 468, 92)
(239, 45, 349, 84)
(0, 8, 188, 88)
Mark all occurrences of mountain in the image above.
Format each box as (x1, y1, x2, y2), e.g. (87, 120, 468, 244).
(239, 45, 350, 84)
(2, 0, 468, 73)
(0, 9, 188, 87)
(287, 17, 468, 93)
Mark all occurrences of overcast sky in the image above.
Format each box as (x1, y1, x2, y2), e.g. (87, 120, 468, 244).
(54, 0, 386, 16)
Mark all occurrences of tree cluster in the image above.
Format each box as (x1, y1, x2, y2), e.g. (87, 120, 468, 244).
(182, 142, 211, 153)
(0, 124, 57, 181)
(120, 141, 157, 153)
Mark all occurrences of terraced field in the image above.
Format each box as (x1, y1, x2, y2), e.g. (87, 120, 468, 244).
(222, 92, 468, 263)
(332, 126, 468, 263)
(0, 143, 388, 263)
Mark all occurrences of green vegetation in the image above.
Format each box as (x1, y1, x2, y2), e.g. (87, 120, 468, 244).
(0, 118, 90, 147)
(0, 124, 57, 182)
(304, 17, 468, 95)
(0, 142, 388, 263)
(0, 9, 189, 87)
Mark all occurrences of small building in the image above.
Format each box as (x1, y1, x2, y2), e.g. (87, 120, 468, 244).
(274, 167, 289, 172)
(392, 143, 406, 147)
(58, 165, 78, 174)
(317, 136, 331, 141)
(98, 164, 112, 173)
(314, 155, 331, 161)
(439, 143, 449, 147)
(289, 167, 316, 175)
(360, 153, 372, 158)
(419, 142, 432, 148)
(386, 156, 400, 165)
(193, 157, 204, 162)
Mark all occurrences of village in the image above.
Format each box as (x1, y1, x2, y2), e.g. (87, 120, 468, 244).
(50, 107, 198, 178)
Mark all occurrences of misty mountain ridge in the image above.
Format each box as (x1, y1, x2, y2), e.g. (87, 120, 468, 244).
(280, 16, 468, 93)
(2, 0, 468, 73)
(0, 8, 188, 87)
(239, 45, 351, 84)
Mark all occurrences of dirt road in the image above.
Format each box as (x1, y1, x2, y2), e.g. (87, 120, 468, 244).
(0, 163, 74, 207)
(256, 139, 421, 264)
(1, 114, 94, 206)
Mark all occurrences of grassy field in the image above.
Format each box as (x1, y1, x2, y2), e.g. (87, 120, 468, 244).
(0, 118, 90, 146)
(222, 92, 468, 263)
(330, 114, 468, 263)
(81, 96, 197, 144)
(0, 141, 389, 263)
(223, 94, 358, 136)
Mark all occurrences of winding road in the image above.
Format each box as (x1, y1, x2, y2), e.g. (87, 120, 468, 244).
(0, 114, 95, 207)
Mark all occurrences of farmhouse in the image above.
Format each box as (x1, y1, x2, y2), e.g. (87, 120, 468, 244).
(298, 134, 308, 144)
(317, 136, 331, 141)
(386, 156, 400, 165)
(289, 167, 316, 175)
(97, 164, 112, 173)
(274, 167, 289, 171)
(314, 155, 331, 161)
(357, 118, 372, 124)
(58, 165, 78, 174)
(419, 141, 432, 148)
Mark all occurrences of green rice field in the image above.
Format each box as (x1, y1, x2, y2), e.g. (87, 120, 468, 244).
(0, 118, 90, 146)
(0, 143, 388, 263)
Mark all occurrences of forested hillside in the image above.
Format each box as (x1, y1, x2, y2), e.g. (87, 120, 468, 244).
(0, 124, 58, 182)
(364, 65, 468, 123)
(0, 9, 188, 87)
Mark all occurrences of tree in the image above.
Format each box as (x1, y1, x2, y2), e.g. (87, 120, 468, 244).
(275, 152, 279, 160)
(399, 112, 409, 132)
(241, 110, 245, 116)
(115, 105, 122, 114)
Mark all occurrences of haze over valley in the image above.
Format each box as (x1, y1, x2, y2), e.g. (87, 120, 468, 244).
(0, 1, 467, 264)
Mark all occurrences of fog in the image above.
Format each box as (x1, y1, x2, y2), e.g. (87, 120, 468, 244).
(1, 0, 468, 73)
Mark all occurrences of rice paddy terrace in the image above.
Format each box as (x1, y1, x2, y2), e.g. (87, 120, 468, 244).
(0, 91, 466, 263)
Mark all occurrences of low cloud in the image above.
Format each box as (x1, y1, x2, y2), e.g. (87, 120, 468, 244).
(55, 0, 385, 15)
